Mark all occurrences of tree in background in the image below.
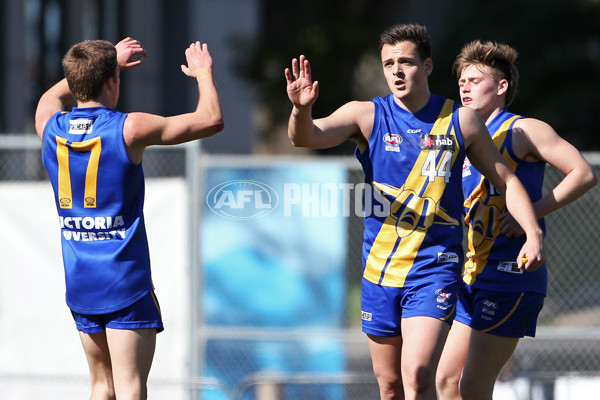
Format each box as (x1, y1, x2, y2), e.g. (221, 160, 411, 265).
(234, 0, 400, 154)
(236, 0, 600, 153)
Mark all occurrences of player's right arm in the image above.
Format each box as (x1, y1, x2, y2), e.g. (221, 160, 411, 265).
(285, 55, 372, 150)
(35, 37, 147, 141)
(34, 79, 74, 141)
(123, 41, 224, 164)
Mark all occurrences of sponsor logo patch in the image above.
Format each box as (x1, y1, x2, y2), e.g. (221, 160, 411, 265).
(435, 288, 452, 310)
(69, 119, 93, 134)
(482, 299, 498, 317)
(420, 134, 455, 151)
(437, 252, 460, 263)
(436, 289, 451, 302)
(483, 299, 499, 310)
(361, 311, 372, 321)
(462, 157, 472, 177)
(383, 133, 402, 152)
(497, 262, 524, 274)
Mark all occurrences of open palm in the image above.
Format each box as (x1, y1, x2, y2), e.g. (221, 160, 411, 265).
(285, 55, 319, 108)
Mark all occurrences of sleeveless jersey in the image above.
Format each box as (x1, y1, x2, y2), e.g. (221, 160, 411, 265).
(41, 106, 153, 314)
(462, 108, 547, 294)
(356, 94, 466, 288)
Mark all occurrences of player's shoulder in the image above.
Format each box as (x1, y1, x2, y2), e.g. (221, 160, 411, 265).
(456, 104, 479, 119)
(513, 116, 552, 131)
(512, 117, 557, 139)
(123, 112, 162, 134)
(334, 100, 374, 122)
(346, 99, 375, 110)
(456, 105, 485, 132)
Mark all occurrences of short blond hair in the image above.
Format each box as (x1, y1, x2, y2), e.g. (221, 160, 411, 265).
(453, 40, 519, 106)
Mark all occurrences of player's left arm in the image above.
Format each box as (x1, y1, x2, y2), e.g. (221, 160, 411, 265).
(512, 118, 597, 217)
(497, 118, 598, 235)
(123, 41, 224, 164)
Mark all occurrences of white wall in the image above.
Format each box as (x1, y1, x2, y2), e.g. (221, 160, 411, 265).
(0, 178, 189, 397)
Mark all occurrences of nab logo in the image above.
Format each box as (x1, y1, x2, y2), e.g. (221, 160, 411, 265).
(206, 180, 279, 220)
(420, 134, 455, 150)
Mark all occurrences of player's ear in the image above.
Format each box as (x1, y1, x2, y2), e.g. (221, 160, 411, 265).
(497, 79, 509, 96)
(424, 58, 433, 76)
(105, 72, 118, 92)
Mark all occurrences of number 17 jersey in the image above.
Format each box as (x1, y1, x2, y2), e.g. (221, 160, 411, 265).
(42, 106, 153, 314)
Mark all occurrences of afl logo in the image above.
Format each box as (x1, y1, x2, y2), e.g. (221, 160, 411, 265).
(206, 180, 279, 220)
(435, 289, 452, 302)
(462, 157, 471, 172)
(483, 299, 499, 310)
(383, 133, 403, 146)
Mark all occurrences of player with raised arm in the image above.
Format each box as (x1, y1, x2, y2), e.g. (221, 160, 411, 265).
(436, 40, 597, 400)
(285, 24, 545, 400)
(35, 37, 223, 400)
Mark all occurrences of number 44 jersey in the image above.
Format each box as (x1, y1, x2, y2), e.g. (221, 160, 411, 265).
(356, 94, 466, 288)
(42, 106, 153, 315)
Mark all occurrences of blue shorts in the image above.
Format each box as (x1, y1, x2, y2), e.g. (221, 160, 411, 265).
(360, 276, 459, 337)
(71, 291, 164, 334)
(455, 283, 545, 338)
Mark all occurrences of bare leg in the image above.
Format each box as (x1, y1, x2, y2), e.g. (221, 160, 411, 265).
(436, 321, 471, 400)
(459, 330, 519, 400)
(106, 328, 157, 400)
(368, 334, 404, 400)
(78, 331, 116, 400)
(400, 317, 450, 400)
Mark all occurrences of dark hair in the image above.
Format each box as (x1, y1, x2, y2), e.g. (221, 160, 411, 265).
(379, 23, 432, 61)
(453, 40, 519, 106)
(62, 40, 118, 102)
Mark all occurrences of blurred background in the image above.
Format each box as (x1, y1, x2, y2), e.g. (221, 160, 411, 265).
(1, 0, 599, 399)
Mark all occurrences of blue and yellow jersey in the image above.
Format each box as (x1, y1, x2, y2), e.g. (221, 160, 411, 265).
(42, 106, 153, 314)
(462, 108, 547, 294)
(356, 94, 466, 288)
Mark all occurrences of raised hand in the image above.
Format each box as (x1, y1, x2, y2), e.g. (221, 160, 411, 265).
(181, 41, 213, 79)
(115, 37, 147, 69)
(285, 55, 319, 108)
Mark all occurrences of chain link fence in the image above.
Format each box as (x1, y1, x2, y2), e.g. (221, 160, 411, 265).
(1, 134, 599, 399)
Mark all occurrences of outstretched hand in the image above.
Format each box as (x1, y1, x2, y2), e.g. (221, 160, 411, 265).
(285, 55, 319, 109)
(115, 37, 147, 69)
(181, 41, 213, 79)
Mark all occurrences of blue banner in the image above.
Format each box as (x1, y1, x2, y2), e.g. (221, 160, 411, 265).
(200, 162, 349, 399)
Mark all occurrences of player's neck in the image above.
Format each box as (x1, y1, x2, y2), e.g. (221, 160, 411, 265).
(77, 100, 110, 109)
(483, 107, 504, 125)
(395, 89, 431, 114)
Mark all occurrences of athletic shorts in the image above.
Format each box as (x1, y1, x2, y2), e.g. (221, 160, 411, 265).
(454, 282, 545, 338)
(360, 276, 459, 337)
(71, 291, 164, 334)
